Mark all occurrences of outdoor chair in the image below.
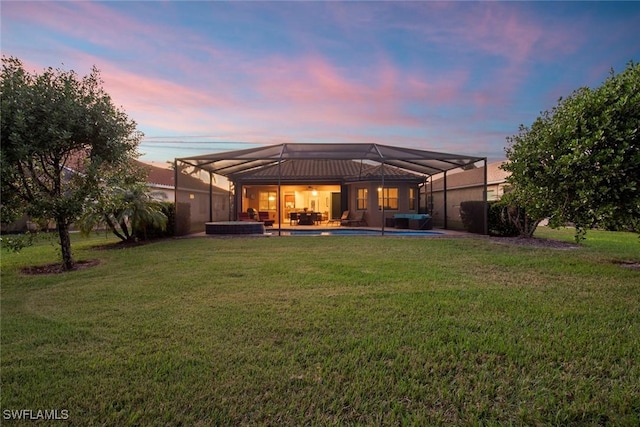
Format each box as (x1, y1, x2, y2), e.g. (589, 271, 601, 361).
(341, 211, 366, 226)
(289, 212, 298, 225)
(258, 211, 275, 227)
(329, 210, 349, 226)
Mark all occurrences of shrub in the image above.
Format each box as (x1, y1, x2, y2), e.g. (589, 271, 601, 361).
(0, 231, 35, 253)
(460, 200, 533, 237)
(459, 201, 486, 234)
(134, 202, 175, 239)
(487, 201, 521, 237)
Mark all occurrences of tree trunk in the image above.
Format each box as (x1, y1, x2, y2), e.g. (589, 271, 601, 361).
(57, 217, 74, 271)
(105, 215, 127, 242)
(120, 219, 133, 242)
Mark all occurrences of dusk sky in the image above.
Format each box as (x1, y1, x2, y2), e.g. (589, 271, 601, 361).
(2, 1, 639, 163)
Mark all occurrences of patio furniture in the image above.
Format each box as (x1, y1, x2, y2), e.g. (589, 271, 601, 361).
(258, 211, 274, 227)
(289, 212, 298, 225)
(341, 211, 366, 226)
(297, 211, 314, 225)
(328, 211, 349, 226)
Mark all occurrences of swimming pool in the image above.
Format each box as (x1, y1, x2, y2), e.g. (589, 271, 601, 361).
(276, 229, 443, 237)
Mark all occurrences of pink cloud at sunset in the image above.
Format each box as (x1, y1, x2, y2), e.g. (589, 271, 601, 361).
(2, 1, 638, 161)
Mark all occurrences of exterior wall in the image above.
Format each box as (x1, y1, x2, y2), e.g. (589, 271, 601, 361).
(176, 187, 229, 234)
(148, 185, 174, 202)
(347, 181, 420, 227)
(424, 161, 507, 231)
(232, 181, 420, 227)
(1, 215, 32, 233)
(428, 186, 486, 230)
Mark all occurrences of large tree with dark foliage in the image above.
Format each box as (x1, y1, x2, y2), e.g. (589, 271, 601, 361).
(1, 56, 142, 270)
(502, 61, 639, 242)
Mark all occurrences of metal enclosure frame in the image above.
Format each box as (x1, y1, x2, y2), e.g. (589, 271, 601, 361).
(175, 143, 487, 235)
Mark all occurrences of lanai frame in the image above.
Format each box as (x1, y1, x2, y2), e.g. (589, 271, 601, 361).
(174, 143, 487, 235)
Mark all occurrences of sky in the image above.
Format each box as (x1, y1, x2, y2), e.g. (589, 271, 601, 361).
(2, 1, 639, 163)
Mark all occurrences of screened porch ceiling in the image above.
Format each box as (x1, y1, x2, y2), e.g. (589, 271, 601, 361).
(176, 143, 486, 178)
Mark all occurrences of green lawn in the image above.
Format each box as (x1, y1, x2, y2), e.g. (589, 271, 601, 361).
(1, 229, 639, 425)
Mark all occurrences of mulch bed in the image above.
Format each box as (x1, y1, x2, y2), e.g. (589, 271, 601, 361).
(91, 237, 170, 251)
(20, 259, 101, 275)
(616, 261, 640, 270)
(489, 236, 639, 270)
(488, 236, 581, 250)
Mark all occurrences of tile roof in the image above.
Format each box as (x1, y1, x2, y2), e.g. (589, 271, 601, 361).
(139, 161, 174, 187)
(136, 161, 227, 193)
(232, 159, 424, 182)
(430, 160, 508, 190)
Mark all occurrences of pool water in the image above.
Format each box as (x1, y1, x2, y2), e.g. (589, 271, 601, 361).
(277, 229, 443, 236)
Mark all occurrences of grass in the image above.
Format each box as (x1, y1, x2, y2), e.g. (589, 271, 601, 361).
(1, 229, 639, 425)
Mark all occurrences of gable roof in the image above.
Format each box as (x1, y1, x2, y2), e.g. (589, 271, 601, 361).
(177, 143, 485, 177)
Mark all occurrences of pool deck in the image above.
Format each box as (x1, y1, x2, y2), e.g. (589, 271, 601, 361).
(189, 223, 469, 238)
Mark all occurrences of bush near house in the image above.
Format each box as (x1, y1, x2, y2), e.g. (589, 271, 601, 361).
(460, 200, 533, 237)
(459, 200, 488, 235)
(134, 202, 175, 239)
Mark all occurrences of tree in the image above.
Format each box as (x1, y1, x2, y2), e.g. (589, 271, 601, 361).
(78, 163, 168, 243)
(502, 61, 640, 242)
(1, 57, 142, 270)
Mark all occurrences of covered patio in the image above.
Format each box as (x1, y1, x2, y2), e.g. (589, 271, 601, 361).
(174, 143, 487, 235)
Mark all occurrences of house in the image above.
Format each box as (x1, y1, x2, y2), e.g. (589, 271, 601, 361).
(174, 143, 489, 234)
(229, 159, 425, 228)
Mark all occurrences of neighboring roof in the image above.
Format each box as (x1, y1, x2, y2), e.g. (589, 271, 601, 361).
(139, 161, 174, 187)
(487, 161, 509, 183)
(136, 161, 228, 194)
(230, 159, 424, 183)
(430, 160, 508, 190)
(177, 143, 485, 177)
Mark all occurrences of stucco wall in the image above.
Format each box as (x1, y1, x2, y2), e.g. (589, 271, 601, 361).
(347, 181, 420, 227)
(428, 186, 487, 230)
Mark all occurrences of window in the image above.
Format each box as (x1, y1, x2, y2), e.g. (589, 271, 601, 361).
(409, 187, 417, 210)
(378, 187, 398, 210)
(259, 191, 277, 210)
(356, 188, 368, 210)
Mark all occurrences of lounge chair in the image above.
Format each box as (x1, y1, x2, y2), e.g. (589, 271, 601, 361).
(329, 210, 349, 226)
(341, 211, 366, 226)
(258, 211, 275, 227)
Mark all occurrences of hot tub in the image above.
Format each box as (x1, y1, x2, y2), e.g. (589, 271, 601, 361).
(205, 221, 265, 235)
